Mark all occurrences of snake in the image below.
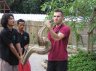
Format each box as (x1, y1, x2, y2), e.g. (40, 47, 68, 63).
(22, 23, 51, 65)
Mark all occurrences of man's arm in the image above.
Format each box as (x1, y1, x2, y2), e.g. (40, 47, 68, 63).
(49, 29, 64, 40)
(45, 20, 65, 41)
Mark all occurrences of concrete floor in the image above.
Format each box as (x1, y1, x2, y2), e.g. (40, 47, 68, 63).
(29, 53, 47, 71)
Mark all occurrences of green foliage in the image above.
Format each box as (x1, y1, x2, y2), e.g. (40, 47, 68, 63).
(41, 0, 64, 13)
(88, 16, 96, 33)
(68, 50, 96, 71)
(5, 0, 49, 13)
(90, 34, 96, 45)
(21, 0, 41, 13)
(41, 0, 96, 49)
(67, 21, 85, 42)
(6, 0, 14, 5)
(41, 0, 96, 17)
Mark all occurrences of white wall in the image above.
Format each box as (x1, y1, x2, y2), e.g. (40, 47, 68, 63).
(0, 13, 47, 21)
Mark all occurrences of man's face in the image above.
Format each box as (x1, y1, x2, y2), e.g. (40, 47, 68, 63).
(8, 16, 15, 27)
(53, 12, 64, 25)
(18, 22, 25, 31)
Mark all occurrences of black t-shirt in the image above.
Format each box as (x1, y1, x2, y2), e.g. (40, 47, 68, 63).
(0, 28, 20, 65)
(18, 31, 29, 54)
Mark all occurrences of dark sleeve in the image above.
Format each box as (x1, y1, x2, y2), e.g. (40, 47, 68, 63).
(14, 29, 20, 43)
(0, 30, 12, 46)
(26, 32, 30, 44)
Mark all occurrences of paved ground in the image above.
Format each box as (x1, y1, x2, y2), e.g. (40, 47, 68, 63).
(29, 53, 47, 71)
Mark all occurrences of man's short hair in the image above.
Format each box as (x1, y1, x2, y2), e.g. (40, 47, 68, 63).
(54, 9, 64, 16)
(17, 19, 25, 25)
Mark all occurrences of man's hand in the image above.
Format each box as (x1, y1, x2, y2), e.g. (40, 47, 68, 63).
(45, 20, 52, 30)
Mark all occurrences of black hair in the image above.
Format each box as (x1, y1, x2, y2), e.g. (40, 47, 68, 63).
(17, 19, 25, 25)
(1, 13, 14, 28)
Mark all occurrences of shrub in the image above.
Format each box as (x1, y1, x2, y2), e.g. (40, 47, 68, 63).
(68, 50, 96, 71)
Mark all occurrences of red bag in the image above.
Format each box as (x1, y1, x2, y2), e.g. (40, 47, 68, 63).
(18, 60, 31, 71)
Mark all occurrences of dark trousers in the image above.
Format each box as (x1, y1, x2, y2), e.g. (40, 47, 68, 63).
(47, 60, 68, 71)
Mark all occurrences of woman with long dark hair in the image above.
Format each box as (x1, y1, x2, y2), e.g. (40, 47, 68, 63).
(0, 13, 22, 71)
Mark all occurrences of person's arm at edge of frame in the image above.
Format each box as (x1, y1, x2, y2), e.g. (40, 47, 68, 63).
(24, 32, 30, 52)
